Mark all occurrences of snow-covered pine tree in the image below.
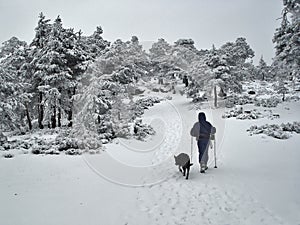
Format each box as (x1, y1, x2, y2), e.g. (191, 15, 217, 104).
(93, 36, 149, 83)
(207, 38, 255, 95)
(31, 12, 52, 49)
(28, 14, 94, 129)
(273, 0, 300, 80)
(220, 37, 255, 67)
(172, 38, 200, 70)
(206, 46, 230, 107)
(0, 37, 32, 131)
(0, 64, 21, 131)
(149, 38, 178, 79)
(28, 13, 52, 128)
(149, 38, 200, 82)
(32, 16, 76, 128)
(256, 56, 270, 81)
(149, 38, 172, 60)
(79, 26, 110, 60)
(186, 52, 212, 100)
(276, 81, 288, 101)
(0, 37, 27, 58)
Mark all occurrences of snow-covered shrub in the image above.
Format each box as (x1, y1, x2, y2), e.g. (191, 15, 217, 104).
(2, 139, 28, 153)
(56, 136, 79, 151)
(96, 117, 115, 141)
(222, 107, 243, 118)
(133, 119, 155, 141)
(166, 95, 172, 100)
(255, 97, 281, 108)
(72, 76, 161, 148)
(1, 142, 11, 151)
(59, 129, 102, 153)
(267, 112, 280, 120)
(65, 149, 82, 155)
(111, 66, 135, 84)
(44, 148, 60, 155)
(281, 122, 300, 133)
(0, 132, 7, 144)
(225, 95, 254, 108)
(134, 87, 145, 95)
(19, 141, 32, 150)
(222, 107, 261, 119)
(131, 96, 162, 118)
(286, 95, 300, 102)
(3, 153, 14, 158)
(237, 110, 261, 120)
(152, 87, 160, 92)
(31, 140, 51, 154)
(247, 122, 300, 139)
(159, 86, 171, 93)
(114, 123, 131, 138)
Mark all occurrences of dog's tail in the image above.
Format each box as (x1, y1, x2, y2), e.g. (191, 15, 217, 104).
(190, 163, 193, 166)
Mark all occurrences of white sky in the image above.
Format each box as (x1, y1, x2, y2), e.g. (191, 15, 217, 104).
(0, 0, 283, 64)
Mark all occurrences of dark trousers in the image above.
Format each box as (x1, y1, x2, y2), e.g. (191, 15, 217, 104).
(197, 139, 209, 164)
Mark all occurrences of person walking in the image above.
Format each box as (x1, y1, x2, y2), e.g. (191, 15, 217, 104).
(190, 112, 216, 173)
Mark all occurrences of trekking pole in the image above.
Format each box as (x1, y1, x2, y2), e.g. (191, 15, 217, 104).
(190, 136, 193, 163)
(212, 134, 217, 168)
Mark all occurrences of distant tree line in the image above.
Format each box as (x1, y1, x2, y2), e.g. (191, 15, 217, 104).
(0, 0, 298, 133)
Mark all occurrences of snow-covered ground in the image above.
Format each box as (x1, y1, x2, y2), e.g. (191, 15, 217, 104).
(1, 85, 300, 225)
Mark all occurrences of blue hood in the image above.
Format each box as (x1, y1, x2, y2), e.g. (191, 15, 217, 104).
(198, 112, 206, 122)
(198, 112, 212, 134)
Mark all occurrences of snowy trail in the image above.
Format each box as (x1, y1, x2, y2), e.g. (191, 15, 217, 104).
(134, 176, 286, 225)
(120, 93, 291, 225)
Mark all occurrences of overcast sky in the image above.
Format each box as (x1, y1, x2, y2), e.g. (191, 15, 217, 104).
(0, 0, 283, 64)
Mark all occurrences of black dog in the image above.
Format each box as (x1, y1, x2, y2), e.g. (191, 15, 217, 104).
(174, 153, 193, 180)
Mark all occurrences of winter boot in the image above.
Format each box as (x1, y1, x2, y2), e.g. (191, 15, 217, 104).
(200, 163, 206, 173)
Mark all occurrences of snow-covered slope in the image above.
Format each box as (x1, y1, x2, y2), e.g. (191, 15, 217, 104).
(0, 86, 299, 225)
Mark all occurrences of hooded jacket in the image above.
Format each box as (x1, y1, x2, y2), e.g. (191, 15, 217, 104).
(190, 112, 216, 140)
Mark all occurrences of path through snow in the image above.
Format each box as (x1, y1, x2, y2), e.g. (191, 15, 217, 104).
(117, 93, 291, 225)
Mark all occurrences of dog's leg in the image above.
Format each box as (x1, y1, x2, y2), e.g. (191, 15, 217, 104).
(183, 167, 186, 176)
(186, 166, 190, 180)
(178, 166, 183, 173)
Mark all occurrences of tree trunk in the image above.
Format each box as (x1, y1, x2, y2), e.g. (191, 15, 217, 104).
(67, 87, 76, 127)
(67, 109, 73, 127)
(38, 92, 44, 129)
(214, 85, 217, 108)
(51, 106, 56, 128)
(25, 102, 32, 130)
(58, 107, 61, 127)
(57, 97, 61, 127)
